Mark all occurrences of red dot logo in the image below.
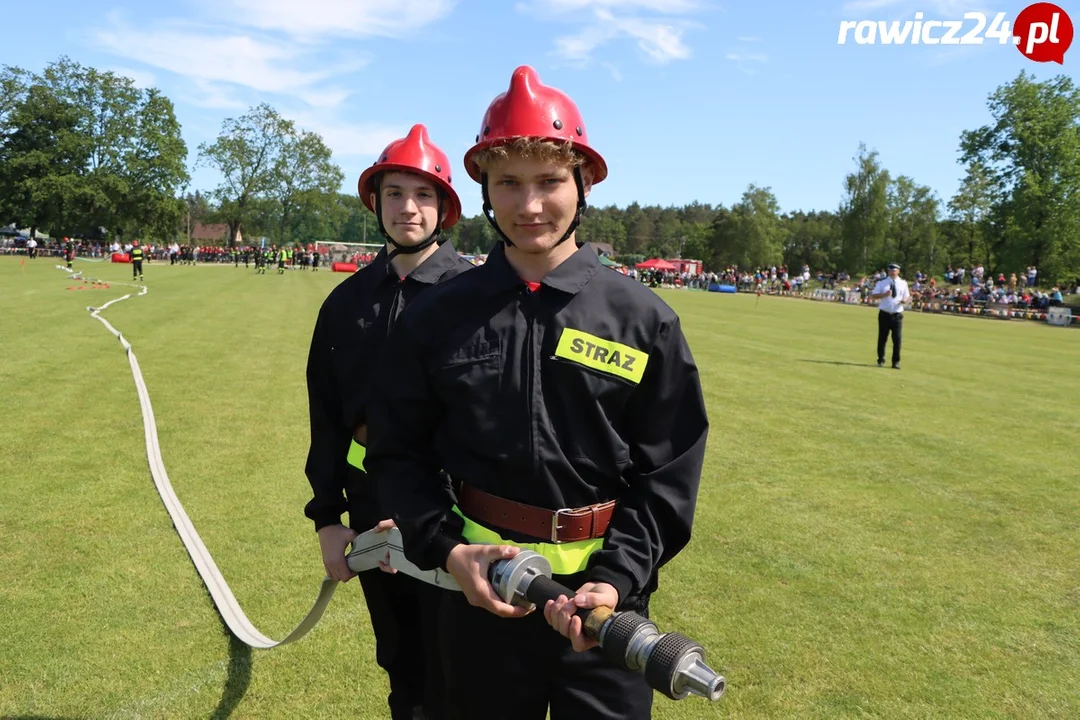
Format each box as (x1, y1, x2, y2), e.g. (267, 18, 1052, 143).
(1014, 2, 1073, 63)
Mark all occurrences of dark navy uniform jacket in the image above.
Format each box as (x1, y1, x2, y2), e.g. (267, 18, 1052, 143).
(366, 241, 709, 607)
(303, 240, 474, 531)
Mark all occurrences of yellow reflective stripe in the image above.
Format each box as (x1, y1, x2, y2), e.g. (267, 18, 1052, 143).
(347, 439, 366, 471)
(554, 328, 648, 384)
(452, 506, 603, 575)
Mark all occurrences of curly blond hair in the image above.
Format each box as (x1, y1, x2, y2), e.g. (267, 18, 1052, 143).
(472, 137, 586, 174)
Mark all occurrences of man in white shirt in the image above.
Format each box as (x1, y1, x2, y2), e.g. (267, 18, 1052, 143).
(869, 262, 911, 369)
(26, 237, 37, 259)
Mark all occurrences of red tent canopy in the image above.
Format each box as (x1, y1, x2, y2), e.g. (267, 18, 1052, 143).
(635, 258, 677, 271)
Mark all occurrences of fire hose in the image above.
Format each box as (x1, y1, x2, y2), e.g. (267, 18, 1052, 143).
(485, 550, 725, 702)
(345, 538, 725, 701)
(62, 263, 726, 702)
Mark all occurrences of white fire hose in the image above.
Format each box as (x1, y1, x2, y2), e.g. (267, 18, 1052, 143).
(57, 266, 724, 700)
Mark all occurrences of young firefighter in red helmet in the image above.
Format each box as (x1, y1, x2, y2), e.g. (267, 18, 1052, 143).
(366, 67, 709, 719)
(303, 124, 473, 720)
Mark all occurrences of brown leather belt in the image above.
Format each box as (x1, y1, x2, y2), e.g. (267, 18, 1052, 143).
(458, 483, 615, 544)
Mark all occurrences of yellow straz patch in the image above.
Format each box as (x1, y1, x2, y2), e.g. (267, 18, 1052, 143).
(554, 328, 649, 384)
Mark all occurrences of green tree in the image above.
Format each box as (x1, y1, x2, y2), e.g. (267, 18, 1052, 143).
(960, 71, 1080, 284)
(238, 195, 282, 244)
(678, 201, 716, 226)
(887, 176, 940, 274)
(198, 103, 291, 245)
(447, 215, 497, 255)
(715, 184, 784, 269)
(838, 143, 890, 273)
(577, 207, 628, 252)
(783, 210, 840, 273)
(947, 160, 996, 269)
(121, 88, 188, 239)
(0, 65, 29, 143)
(332, 193, 378, 244)
(38, 58, 187, 240)
(680, 221, 711, 264)
(0, 84, 89, 237)
(291, 191, 347, 244)
(651, 210, 683, 259)
(182, 190, 213, 237)
(273, 129, 344, 244)
(0, 58, 187, 241)
(623, 203, 652, 255)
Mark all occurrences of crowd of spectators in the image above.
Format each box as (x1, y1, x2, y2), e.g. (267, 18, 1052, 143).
(0, 237, 379, 268)
(3, 235, 1076, 311)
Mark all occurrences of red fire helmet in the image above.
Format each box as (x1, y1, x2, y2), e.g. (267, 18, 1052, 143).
(463, 65, 607, 185)
(358, 124, 461, 229)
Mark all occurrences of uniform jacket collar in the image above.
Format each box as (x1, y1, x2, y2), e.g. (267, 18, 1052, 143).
(482, 241, 601, 296)
(370, 240, 463, 285)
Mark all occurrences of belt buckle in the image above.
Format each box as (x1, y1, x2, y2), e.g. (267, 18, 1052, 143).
(550, 508, 571, 544)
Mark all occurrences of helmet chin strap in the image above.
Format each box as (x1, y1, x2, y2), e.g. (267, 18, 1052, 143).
(375, 184, 446, 266)
(481, 167, 588, 249)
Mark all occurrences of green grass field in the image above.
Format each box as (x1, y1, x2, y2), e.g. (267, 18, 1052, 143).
(1, 255, 1077, 719)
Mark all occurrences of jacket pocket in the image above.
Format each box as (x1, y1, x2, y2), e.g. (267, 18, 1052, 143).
(545, 355, 633, 476)
(433, 340, 503, 441)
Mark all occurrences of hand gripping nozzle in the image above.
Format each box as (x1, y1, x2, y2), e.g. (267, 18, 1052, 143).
(488, 551, 725, 701)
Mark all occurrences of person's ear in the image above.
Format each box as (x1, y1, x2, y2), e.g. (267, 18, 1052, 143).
(580, 165, 594, 199)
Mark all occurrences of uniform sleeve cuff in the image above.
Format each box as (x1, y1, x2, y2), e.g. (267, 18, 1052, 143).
(310, 512, 344, 532)
(585, 566, 634, 609)
(431, 532, 467, 572)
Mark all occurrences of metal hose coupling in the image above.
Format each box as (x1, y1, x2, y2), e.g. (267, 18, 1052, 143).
(488, 551, 725, 701)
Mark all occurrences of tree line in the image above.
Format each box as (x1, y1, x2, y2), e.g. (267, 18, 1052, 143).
(571, 72, 1080, 285)
(3, 57, 1078, 283)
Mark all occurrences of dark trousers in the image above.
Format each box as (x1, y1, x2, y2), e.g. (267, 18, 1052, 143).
(358, 568, 447, 720)
(437, 577, 654, 720)
(132, 260, 143, 277)
(877, 310, 903, 364)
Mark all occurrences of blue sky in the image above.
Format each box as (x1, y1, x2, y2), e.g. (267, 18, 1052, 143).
(1, 0, 1075, 218)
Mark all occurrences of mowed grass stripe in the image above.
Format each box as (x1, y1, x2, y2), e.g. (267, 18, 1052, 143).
(1, 256, 1076, 719)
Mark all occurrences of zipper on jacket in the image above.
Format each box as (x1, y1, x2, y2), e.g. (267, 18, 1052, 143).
(524, 286, 540, 481)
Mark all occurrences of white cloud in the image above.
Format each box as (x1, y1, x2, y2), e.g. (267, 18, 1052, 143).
(727, 34, 769, 75)
(283, 111, 407, 157)
(297, 88, 353, 110)
(206, 0, 456, 40)
(180, 79, 249, 110)
(105, 66, 157, 90)
(603, 11, 692, 62)
(92, 11, 375, 115)
(554, 25, 619, 61)
(601, 61, 623, 82)
(726, 52, 768, 75)
(95, 17, 346, 96)
(90, 3, 455, 169)
(549, 6, 696, 65)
